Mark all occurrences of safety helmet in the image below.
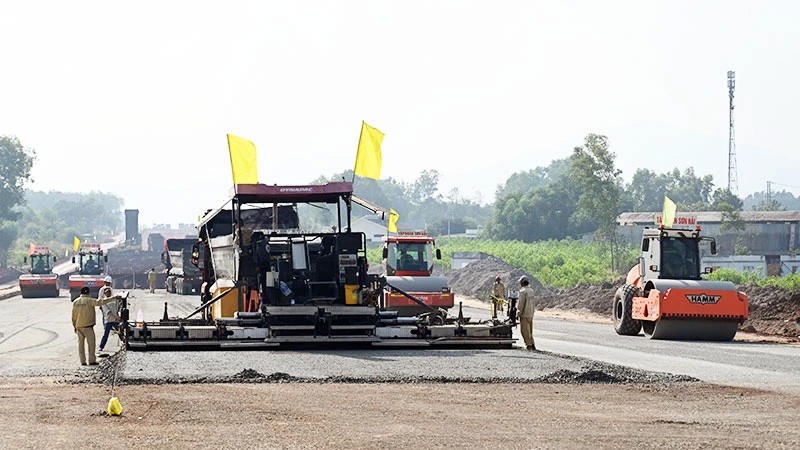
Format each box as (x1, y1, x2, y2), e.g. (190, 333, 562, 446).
(104, 275, 113, 284)
(495, 275, 501, 282)
(518, 275, 529, 285)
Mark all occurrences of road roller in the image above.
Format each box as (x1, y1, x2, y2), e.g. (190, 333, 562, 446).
(613, 225, 748, 341)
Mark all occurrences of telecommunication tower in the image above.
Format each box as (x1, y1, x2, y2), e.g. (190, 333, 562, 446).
(727, 71, 738, 194)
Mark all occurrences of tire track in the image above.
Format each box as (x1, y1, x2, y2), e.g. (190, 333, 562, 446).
(0, 325, 60, 355)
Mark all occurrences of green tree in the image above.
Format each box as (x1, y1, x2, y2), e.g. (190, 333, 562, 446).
(0, 222, 18, 266)
(495, 158, 571, 198)
(406, 170, 440, 204)
(710, 188, 743, 211)
(625, 167, 715, 212)
(0, 136, 36, 263)
(570, 134, 624, 272)
(0, 136, 36, 221)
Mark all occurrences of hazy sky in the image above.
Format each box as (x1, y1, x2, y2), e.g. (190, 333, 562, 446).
(2, 1, 798, 226)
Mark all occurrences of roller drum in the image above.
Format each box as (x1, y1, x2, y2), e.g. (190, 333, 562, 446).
(642, 319, 739, 341)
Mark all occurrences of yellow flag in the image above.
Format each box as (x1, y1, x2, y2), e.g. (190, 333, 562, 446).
(73, 236, 81, 252)
(227, 134, 258, 184)
(388, 208, 400, 233)
(662, 196, 677, 227)
(353, 121, 384, 180)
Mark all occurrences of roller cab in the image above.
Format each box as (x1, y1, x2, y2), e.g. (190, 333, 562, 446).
(19, 246, 60, 298)
(382, 231, 454, 315)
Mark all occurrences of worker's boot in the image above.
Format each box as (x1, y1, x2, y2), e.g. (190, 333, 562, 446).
(527, 339, 537, 351)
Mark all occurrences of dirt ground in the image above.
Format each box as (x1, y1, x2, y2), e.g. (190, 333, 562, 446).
(0, 380, 798, 450)
(445, 257, 800, 341)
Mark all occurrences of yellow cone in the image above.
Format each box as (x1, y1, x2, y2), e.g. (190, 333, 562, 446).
(107, 396, 123, 416)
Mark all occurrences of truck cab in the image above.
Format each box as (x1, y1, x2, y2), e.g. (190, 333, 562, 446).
(383, 231, 442, 276)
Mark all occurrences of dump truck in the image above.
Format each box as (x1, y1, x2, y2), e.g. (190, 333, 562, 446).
(613, 225, 748, 341)
(162, 238, 202, 295)
(381, 231, 454, 315)
(68, 243, 109, 300)
(122, 181, 514, 349)
(18, 246, 59, 298)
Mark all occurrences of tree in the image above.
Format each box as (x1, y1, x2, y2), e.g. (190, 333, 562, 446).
(570, 134, 624, 272)
(0, 136, 36, 221)
(405, 170, 441, 205)
(710, 188, 743, 211)
(0, 136, 35, 263)
(625, 167, 715, 212)
(495, 158, 571, 198)
(0, 222, 18, 267)
(752, 198, 785, 212)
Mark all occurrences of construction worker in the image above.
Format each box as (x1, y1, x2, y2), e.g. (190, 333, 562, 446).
(72, 286, 115, 366)
(147, 268, 157, 293)
(96, 276, 113, 301)
(517, 276, 536, 351)
(491, 275, 507, 316)
(97, 286, 122, 352)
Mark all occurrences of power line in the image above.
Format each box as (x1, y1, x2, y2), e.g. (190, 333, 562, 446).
(769, 181, 800, 191)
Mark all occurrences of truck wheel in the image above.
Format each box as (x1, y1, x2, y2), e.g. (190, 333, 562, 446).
(613, 284, 642, 336)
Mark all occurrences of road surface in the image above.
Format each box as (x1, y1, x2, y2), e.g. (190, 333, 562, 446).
(1, 290, 798, 394)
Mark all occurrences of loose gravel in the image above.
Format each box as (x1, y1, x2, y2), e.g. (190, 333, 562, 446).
(83, 347, 697, 386)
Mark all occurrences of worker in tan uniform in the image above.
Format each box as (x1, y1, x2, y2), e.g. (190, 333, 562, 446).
(491, 275, 507, 317)
(72, 286, 116, 366)
(147, 268, 157, 293)
(516, 276, 536, 351)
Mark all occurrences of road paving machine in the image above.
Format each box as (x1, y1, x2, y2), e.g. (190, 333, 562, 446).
(123, 181, 514, 349)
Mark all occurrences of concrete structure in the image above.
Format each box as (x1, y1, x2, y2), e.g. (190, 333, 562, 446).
(617, 211, 800, 257)
(351, 215, 388, 244)
(702, 255, 800, 277)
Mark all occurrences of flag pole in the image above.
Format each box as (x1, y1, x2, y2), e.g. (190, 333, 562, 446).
(352, 121, 364, 183)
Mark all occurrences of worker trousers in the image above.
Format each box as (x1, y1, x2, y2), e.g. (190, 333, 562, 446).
(76, 327, 97, 365)
(149, 282, 155, 293)
(520, 316, 534, 348)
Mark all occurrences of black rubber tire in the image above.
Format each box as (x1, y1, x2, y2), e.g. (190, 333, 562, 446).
(613, 284, 642, 336)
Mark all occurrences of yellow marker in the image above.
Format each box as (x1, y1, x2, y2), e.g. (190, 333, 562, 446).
(107, 396, 123, 416)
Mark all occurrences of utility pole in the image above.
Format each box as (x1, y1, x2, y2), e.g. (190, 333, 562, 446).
(766, 181, 773, 203)
(727, 71, 739, 195)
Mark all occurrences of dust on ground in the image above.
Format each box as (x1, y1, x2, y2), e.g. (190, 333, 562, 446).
(0, 379, 798, 450)
(442, 256, 800, 341)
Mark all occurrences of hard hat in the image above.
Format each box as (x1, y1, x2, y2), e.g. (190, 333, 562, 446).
(104, 276, 113, 283)
(495, 275, 501, 282)
(518, 275, 528, 285)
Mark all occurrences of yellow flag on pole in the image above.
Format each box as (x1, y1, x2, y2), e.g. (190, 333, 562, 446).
(662, 196, 677, 227)
(388, 208, 400, 233)
(227, 134, 258, 184)
(353, 121, 384, 180)
(73, 236, 81, 252)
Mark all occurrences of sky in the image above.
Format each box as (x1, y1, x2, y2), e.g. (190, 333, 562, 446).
(1, 1, 799, 226)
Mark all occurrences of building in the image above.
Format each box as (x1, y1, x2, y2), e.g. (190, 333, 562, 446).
(351, 215, 388, 244)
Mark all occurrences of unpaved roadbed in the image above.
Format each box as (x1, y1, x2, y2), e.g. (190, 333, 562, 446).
(0, 380, 797, 449)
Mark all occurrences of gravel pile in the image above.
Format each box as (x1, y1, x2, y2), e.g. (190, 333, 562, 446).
(439, 255, 547, 299)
